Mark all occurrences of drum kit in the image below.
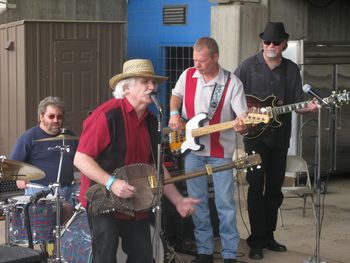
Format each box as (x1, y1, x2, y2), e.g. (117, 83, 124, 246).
(0, 132, 89, 263)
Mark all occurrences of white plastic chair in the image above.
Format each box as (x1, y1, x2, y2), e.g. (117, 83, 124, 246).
(279, 155, 316, 226)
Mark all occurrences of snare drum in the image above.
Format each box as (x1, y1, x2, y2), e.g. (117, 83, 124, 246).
(9, 195, 57, 244)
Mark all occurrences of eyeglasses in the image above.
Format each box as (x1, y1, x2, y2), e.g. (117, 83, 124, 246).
(47, 114, 64, 120)
(263, 40, 282, 46)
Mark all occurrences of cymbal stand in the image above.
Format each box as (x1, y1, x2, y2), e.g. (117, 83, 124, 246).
(47, 139, 70, 263)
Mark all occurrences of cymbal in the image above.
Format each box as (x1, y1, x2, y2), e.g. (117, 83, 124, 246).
(0, 159, 45, 181)
(35, 134, 79, 142)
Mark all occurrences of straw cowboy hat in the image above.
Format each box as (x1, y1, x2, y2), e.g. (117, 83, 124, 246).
(259, 22, 289, 41)
(109, 59, 168, 89)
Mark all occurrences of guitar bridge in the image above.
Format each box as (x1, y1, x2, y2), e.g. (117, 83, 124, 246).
(148, 175, 157, 190)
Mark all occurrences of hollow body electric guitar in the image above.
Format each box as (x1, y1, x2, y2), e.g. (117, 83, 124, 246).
(84, 153, 261, 216)
(245, 90, 350, 139)
(168, 112, 269, 155)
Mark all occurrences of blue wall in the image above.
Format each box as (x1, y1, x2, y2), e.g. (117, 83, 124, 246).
(128, 0, 213, 115)
(128, 0, 212, 60)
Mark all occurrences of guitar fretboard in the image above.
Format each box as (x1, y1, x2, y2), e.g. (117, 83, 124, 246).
(271, 101, 310, 115)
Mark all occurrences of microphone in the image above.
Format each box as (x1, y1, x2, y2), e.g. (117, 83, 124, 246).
(302, 84, 328, 105)
(30, 189, 53, 203)
(149, 91, 163, 113)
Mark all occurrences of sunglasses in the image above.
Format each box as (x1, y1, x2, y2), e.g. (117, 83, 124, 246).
(47, 114, 64, 120)
(263, 40, 282, 46)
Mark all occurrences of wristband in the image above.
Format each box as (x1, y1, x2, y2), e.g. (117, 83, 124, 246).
(105, 176, 116, 191)
(170, 110, 179, 116)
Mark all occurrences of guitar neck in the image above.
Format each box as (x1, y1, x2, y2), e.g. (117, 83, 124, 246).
(164, 162, 236, 185)
(191, 116, 256, 138)
(192, 121, 233, 137)
(164, 154, 261, 185)
(271, 100, 310, 116)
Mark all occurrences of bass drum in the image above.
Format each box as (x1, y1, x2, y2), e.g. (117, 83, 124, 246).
(60, 207, 167, 263)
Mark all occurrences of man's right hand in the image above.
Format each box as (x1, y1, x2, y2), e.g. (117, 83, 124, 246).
(16, 180, 27, 189)
(169, 114, 181, 130)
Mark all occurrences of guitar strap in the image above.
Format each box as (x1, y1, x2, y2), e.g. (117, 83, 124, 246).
(207, 69, 231, 120)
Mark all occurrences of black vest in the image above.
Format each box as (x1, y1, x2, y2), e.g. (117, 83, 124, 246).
(95, 108, 158, 175)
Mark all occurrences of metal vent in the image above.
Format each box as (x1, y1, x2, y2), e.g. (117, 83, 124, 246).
(163, 5, 187, 25)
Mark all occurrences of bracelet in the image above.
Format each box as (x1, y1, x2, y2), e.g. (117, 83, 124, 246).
(170, 110, 179, 116)
(105, 176, 116, 191)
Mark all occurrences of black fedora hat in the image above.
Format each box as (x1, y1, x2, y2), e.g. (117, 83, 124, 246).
(259, 22, 289, 41)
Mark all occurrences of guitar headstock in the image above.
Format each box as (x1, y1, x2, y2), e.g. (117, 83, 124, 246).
(245, 113, 270, 124)
(327, 90, 350, 106)
(233, 153, 262, 170)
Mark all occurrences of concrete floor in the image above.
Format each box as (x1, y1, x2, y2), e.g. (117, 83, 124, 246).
(0, 174, 349, 263)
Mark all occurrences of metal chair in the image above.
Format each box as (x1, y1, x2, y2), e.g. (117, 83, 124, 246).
(279, 155, 316, 226)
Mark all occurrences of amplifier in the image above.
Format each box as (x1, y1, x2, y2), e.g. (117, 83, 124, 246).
(0, 245, 47, 263)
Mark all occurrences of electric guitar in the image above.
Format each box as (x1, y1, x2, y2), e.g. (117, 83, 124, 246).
(245, 90, 350, 139)
(168, 112, 269, 155)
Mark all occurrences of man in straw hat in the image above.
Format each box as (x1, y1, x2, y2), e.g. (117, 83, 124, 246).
(235, 22, 318, 260)
(169, 37, 248, 263)
(74, 59, 199, 263)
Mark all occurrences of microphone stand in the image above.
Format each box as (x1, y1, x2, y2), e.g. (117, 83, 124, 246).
(153, 106, 163, 263)
(304, 102, 327, 263)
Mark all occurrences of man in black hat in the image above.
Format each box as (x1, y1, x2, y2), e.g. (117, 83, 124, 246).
(234, 22, 318, 260)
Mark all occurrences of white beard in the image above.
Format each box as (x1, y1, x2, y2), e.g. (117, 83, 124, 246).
(265, 50, 278, 58)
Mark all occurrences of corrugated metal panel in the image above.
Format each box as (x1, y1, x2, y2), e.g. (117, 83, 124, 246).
(0, 22, 26, 157)
(0, 20, 125, 156)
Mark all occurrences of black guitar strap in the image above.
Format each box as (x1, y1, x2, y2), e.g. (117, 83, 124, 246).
(207, 69, 230, 120)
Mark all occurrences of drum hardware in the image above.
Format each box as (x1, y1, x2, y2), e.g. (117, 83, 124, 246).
(35, 128, 75, 262)
(2, 203, 13, 245)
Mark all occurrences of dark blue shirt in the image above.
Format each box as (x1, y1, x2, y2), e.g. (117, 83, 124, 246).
(10, 126, 77, 186)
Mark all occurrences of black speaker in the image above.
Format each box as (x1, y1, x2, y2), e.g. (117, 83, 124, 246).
(0, 245, 47, 263)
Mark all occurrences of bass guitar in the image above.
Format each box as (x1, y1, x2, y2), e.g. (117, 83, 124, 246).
(245, 90, 350, 139)
(168, 112, 269, 155)
(84, 153, 261, 216)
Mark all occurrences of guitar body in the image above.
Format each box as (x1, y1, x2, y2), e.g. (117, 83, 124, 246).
(245, 95, 282, 139)
(85, 164, 158, 216)
(181, 113, 207, 154)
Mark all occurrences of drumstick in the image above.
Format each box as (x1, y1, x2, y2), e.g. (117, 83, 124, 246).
(26, 183, 45, 189)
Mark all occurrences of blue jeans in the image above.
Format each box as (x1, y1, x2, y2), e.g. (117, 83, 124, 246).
(25, 183, 79, 206)
(185, 153, 239, 259)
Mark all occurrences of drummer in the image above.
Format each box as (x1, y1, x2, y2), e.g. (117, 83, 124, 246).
(9, 96, 78, 205)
